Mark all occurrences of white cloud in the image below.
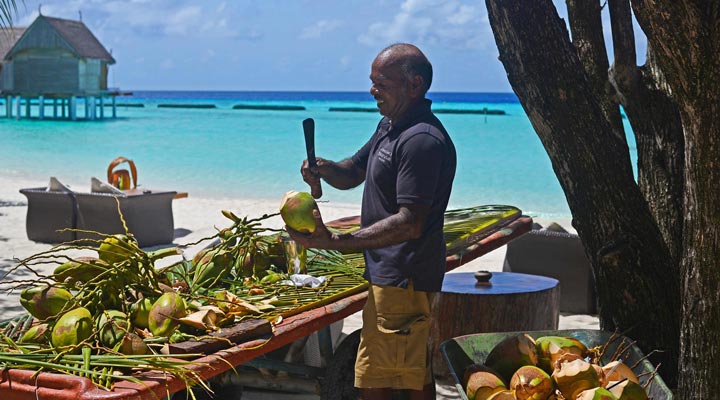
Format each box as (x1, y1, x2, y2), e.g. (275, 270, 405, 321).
(162, 6, 201, 35)
(358, 0, 491, 50)
(300, 20, 343, 39)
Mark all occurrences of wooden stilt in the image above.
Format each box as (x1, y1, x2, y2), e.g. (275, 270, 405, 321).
(5, 96, 11, 118)
(15, 96, 21, 120)
(70, 96, 77, 121)
(24, 96, 30, 118)
(99, 96, 105, 119)
(112, 96, 117, 118)
(89, 96, 96, 120)
(53, 98, 58, 118)
(38, 96, 44, 120)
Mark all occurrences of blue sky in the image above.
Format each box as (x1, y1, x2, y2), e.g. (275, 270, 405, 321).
(13, 0, 646, 93)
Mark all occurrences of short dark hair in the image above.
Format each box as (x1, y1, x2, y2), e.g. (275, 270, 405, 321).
(380, 43, 433, 93)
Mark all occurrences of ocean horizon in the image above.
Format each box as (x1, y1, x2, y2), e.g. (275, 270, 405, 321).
(0, 90, 637, 219)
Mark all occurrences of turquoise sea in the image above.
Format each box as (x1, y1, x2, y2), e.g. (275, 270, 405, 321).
(0, 91, 637, 218)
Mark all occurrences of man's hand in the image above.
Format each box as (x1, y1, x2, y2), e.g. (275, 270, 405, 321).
(301, 157, 325, 192)
(286, 202, 336, 249)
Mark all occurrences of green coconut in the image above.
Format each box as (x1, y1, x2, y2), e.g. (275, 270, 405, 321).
(96, 310, 130, 348)
(577, 387, 620, 400)
(52, 257, 108, 284)
(148, 292, 187, 337)
(19, 323, 50, 344)
(51, 307, 93, 350)
(552, 358, 602, 400)
(129, 297, 154, 329)
(484, 333, 539, 382)
(192, 248, 234, 288)
(535, 335, 588, 374)
(20, 285, 73, 320)
(119, 332, 150, 355)
(465, 366, 506, 400)
(606, 380, 648, 400)
(510, 365, 554, 400)
(98, 234, 136, 264)
(279, 190, 317, 233)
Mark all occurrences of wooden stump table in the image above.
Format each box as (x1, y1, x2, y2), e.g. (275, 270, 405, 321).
(429, 271, 559, 378)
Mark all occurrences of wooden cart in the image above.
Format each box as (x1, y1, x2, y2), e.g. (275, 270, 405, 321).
(0, 212, 532, 400)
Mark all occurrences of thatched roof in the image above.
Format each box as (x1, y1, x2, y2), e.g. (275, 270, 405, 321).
(5, 15, 115, 63)
(0, 27, 26, 59)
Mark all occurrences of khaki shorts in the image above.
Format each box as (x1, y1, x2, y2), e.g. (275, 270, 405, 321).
(354, 283, 434, 390)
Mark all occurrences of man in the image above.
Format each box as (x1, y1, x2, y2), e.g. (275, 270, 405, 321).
(287, 43, 456, 400)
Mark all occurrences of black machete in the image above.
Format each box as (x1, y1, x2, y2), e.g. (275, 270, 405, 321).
(303, 118, 323, 199)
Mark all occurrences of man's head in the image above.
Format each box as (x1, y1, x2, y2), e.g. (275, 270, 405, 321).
(370, 43, 433, 121)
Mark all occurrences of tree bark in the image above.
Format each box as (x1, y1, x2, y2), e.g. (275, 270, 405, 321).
(566, 0, 627, 148)
(607, 0, 685, 263)
(631, 2, 720, 397)
(485, 0, 680, 385)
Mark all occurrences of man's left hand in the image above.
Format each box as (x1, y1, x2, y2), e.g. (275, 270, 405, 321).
(286, 204, 336, 249)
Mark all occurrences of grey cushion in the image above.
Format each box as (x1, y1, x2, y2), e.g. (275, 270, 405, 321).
(503, 228, 597, 314)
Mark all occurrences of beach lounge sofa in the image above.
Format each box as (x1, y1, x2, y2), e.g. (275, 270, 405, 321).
(20, 178, 178, 247)
(502, 223, 598, 314)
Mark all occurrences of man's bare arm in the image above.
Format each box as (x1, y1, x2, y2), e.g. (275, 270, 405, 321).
(288, 204, 430, 252)
(302, 158, 365, 190)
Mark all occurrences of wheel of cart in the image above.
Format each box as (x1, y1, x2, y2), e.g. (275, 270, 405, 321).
(320, 328, 420, 400)
(320, 328, 361, 400)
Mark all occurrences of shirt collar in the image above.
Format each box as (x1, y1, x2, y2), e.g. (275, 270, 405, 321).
(389, 99, 432, 132)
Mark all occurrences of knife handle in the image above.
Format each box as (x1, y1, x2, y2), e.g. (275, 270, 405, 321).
(310, 180, 323, 199)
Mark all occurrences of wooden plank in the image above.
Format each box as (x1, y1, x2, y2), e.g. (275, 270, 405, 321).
(167, 318, 272, 355)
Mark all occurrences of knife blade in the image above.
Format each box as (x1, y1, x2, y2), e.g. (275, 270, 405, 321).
(303, 118, 323, 199)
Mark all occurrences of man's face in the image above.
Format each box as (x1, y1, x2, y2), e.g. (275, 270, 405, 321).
(369, 58, 412, 121)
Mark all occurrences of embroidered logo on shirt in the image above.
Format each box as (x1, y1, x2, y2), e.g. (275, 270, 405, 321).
(377, 148, 392, 164)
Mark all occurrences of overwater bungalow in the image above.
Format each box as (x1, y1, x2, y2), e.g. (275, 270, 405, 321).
(0, 14, 123, 120)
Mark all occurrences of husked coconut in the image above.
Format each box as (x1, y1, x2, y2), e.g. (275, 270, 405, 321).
(552, 358, 602, 400)
(484, 333, 539, 382)
(602, 361, 640, 384)
(577, 387, 619, 400)
(465, 368, 507, 400)
(487, 390, 515, 400)
(509, 365, 554, 400)
(535, 336, 588, 374)
(607, 380, 649, 400)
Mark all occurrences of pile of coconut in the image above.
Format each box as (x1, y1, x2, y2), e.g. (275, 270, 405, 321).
(463, 333, 650, 400)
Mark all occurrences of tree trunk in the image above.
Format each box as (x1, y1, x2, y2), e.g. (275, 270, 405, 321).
(607, 0, 685, 263)
(484, 0, 680, 385)
(566, 0, 627, 147)
(630, 2, 720, 398)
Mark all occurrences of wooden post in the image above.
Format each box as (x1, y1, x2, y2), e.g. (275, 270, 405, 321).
(429, 272, 560, 378)
(112, 96, 117, 118)
(15, 96, 21, 120)
(53, 98, 57, 118)
(38, 95, 44, 120)
(24, 96, 30, 118)
(99, 96, 105, 119)
(61, 98, 66, 119)
(5, 96, 11, 118)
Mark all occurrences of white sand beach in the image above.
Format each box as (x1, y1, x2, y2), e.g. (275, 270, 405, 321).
(0, 174, 598, 399)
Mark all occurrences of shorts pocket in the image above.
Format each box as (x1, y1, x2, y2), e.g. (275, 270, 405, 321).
(376, 314, 429, 370)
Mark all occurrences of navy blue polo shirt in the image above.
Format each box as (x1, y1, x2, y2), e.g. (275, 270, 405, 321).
(350, 99, 456, 292)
